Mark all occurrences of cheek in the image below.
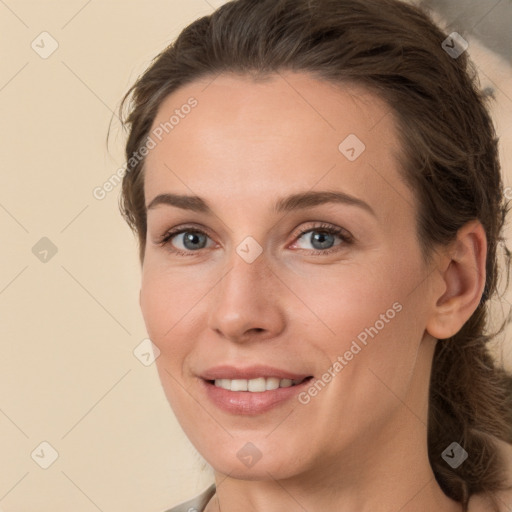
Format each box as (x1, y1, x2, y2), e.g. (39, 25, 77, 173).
(140, 271, 169, 342)
(294, 255, 424, 382)
(139, 267, 193, 354)
(327, 285, 429, 410)
(291, 263, 402, 343)
(140, 271, 194, 408)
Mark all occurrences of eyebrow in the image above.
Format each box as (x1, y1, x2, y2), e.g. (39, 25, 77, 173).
(146, 190, 376, 217)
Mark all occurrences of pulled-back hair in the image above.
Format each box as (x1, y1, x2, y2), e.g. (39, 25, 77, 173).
(116, 0, 512, 509)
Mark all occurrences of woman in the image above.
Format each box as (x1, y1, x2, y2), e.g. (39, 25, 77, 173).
(116, 0, 512, 510)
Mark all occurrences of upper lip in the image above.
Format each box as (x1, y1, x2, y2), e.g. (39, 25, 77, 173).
(200, 365, 312, 381)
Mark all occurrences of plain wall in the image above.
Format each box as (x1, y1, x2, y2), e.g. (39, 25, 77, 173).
(0, 1, 511, 511)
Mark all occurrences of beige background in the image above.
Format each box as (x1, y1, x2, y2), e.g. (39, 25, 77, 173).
(0, 1, 511, 511)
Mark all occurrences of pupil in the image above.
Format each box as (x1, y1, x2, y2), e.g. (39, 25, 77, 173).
(184, 232, 205, 250)
(312, 231, 333, 249)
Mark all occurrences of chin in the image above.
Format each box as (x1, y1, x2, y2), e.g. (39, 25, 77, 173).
(207, 452, 302, 480)
(187, 432, 312, 480)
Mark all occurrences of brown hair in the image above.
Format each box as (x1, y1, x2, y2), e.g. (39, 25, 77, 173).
(115, 0, 512, 509)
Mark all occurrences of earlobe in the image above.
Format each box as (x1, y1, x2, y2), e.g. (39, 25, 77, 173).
(426, 220, 487, 340)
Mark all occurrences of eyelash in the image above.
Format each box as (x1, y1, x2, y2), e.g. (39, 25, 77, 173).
(156, 222, 354, 257)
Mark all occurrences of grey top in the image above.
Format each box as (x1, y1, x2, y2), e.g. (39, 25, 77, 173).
(163, 484, 216, 512)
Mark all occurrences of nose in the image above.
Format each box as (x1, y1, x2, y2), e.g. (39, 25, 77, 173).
(207, 249, 287, 344)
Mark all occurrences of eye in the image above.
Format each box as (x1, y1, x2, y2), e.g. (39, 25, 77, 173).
(157, 227, 214, 256)
(155, 222, 353, 257)
(292, 223, 353, 255)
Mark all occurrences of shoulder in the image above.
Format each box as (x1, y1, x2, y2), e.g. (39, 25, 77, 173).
(469, 438, 512, 512)
(161, 483, 216, 512)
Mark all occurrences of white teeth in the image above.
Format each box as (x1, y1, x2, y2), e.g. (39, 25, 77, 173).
(248, 377, 266, 392)
(216, 379, 231, 390)
(265, 377, 280, 390)
(230, 379, 248, 391)
(280, 378, 293, 388)
(213, 377, 302, 392)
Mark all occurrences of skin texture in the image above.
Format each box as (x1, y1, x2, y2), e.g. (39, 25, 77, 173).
(139, 72, 487, 512)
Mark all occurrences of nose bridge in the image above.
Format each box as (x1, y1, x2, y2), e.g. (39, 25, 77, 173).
(207, 244, 285, 340)
(218, 227, 273, 292)
(218, 244, 274, 309)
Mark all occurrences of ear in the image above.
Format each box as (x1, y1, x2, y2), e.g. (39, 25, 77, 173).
(426, 220, 487, 340)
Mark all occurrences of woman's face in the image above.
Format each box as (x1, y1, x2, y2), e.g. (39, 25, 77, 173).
(140, 72, 441, 481)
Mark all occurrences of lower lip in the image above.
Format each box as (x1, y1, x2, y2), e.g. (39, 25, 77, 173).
(201, 378, 313, 415)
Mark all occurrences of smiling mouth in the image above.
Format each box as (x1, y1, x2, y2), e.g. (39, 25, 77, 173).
(207, 376, 313, 392)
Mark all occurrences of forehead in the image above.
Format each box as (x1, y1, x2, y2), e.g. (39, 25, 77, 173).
(143, 71, 414, 220)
